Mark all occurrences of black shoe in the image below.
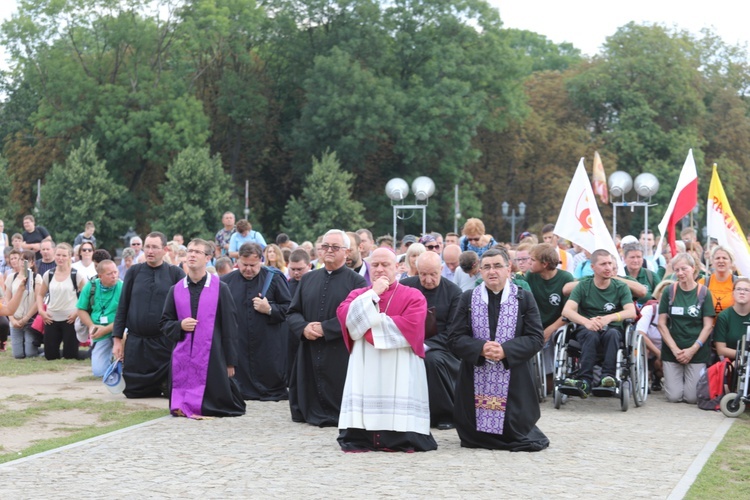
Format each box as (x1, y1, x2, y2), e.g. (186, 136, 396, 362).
(651, 380, 662, 392)
(437, 422, 455, 430)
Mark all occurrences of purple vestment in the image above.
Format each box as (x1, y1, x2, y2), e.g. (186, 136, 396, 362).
(171, 274, 220, 418)
(471, 283, 518, 435)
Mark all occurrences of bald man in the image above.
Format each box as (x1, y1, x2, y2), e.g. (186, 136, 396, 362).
(401, 251, 463, 429)
(336, 248, 437, 452)
(441, 244, 461, 282)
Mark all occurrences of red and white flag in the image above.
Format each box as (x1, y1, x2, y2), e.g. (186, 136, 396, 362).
(592, 151, 608, 204)
(554, 158, 622, 273)
(656, 149, 699, 257)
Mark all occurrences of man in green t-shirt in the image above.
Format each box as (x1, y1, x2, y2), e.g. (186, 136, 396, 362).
(561, 249, 636, 396)
(715, 277, 750, 361)
(77, 260, 123, 377)
(622, 243, 660, 305)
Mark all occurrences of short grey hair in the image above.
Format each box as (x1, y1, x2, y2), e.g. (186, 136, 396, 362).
(324, 229, 350, 249)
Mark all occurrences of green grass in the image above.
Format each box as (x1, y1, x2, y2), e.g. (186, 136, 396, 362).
(0, 397, 134, 427)
(0, 352, 90, 377)
(0, 408, 167, 464)
(687, 412, 750, 498)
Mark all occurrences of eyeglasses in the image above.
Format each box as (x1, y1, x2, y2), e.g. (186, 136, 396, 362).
(321, 244, 344, 252)
(144, 245, 162, 251)
(187, 249, 210, 256)
(425, 245, 440, 250)
(735, 288, 750, 294)
(466, 237, 481, 242)
(80, 248, 93, 253)
(481, 263, 506, 271)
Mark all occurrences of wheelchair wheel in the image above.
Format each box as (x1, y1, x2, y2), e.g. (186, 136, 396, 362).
(532, 351, 546, 403)
(554, 386, 563, 409)
(720, 393, 746, 418)
(631, 333, 648, 407)
(619, 381, 630, 412)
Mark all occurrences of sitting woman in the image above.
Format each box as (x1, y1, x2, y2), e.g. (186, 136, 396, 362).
(657, 253, 715, 404)
(714, 278, 750, 361)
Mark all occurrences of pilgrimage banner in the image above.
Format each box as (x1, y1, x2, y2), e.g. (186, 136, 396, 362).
(706, 164, 750, 277)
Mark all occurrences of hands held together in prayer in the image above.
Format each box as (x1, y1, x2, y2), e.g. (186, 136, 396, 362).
(482, 340, 505, 363)
(303, 321, 324, 341)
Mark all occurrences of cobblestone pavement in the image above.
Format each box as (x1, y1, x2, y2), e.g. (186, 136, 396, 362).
(0, 391, 730, 499)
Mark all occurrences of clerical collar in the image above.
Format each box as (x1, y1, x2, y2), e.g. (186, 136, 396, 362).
(185, 273, 210, 288)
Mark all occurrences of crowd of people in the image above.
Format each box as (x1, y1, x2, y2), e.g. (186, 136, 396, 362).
(0, 211, 746, 453)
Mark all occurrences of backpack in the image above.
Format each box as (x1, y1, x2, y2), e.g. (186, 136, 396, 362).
(696, 358, 734, 411)
(47, 267, 81, 298)
(704, 273, 738, 288)
(633, 298, 659, 324)
(666, 282, 708, 310)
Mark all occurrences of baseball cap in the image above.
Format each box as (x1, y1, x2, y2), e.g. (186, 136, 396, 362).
(402, 235, 418, 246)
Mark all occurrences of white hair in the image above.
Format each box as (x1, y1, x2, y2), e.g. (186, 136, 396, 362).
(324, 229, 350, 249)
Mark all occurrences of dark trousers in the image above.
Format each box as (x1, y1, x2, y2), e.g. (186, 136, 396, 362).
(44, 320, 79, 360)
(576, 326, 621, 383)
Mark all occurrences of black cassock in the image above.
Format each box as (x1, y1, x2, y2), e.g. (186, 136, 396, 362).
(113, 263, 185, 398)
(448, 286, 549, 451)
(222, 268, 291, 401)
(400, 276, 462, 426)
(287, 266, 367, 427)
(160, 275, 245, 417)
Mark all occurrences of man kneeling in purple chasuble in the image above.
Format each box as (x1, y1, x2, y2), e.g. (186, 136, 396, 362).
(160, 239, 245, 418)
(448, 248, 549, 451)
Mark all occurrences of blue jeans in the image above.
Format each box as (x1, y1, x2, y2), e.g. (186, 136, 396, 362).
(10, 322, 41, 359)
(576, 326, 621, 384)
(91, 337, 114, 377)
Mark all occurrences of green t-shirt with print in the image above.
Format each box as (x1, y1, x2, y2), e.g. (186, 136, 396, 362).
(76, 279, 123, 343)
(569, 276, 633, 328)
(714, 307, 750, 351)
(658, 284, 715, 364)
(631, 267, 660, 305)
(522, 270, 575, 328)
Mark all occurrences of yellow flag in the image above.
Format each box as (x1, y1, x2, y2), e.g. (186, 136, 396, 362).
(592, 151, 608, 204)
(706, 164, 750, 277)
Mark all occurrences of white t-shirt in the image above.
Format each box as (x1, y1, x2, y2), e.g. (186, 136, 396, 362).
(44, 269, 87, 321)
(5, 272, 43, 320)
(72, 260, 98, 281)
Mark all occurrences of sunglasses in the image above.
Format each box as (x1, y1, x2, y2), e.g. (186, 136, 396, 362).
(81, 248, 94, 253)
(425, 244, 440, 250)
(466, 237, 481, 242)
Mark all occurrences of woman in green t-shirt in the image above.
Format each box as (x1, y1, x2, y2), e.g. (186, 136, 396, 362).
(657, 253, 716, 404)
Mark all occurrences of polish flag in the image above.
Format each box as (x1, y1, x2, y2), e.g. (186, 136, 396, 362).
(656, 149, 698, 257)
(592, 151, 608, 204)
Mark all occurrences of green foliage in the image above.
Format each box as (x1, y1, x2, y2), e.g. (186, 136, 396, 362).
(504, 29, 583, 73)
(282, 150, 370, 242)
(0, 157, 20, 223)
(39, 138, 128, 248)
(152, 146, 235, 240)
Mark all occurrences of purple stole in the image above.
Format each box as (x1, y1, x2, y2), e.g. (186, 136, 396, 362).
(471, 283, 519, 435)
(171, 274, 220, 418)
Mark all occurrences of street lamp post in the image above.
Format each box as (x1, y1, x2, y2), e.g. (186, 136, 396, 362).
(385, 176, 436, 242)
(501, 201, 526, 243)
(608, 171, 660, 256)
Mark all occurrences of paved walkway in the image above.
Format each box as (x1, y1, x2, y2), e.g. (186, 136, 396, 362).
(0, 391, 731, 499)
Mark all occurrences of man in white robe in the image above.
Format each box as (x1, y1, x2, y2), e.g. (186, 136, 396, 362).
(336, 248, 437, 452)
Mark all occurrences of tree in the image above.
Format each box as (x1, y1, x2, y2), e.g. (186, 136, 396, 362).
(0, 157, 20, 224)
(152, 146, 236, 240)
(39, 138, 128, 249)
(282, 151, 370, 242)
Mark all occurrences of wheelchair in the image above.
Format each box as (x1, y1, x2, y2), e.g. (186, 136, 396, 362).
(552, 320, 649, 412)
(530, 349, 547, 403)
(720, 324, 750, 417)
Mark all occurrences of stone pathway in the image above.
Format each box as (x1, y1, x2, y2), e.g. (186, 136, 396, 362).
(0, 392, 731, 499)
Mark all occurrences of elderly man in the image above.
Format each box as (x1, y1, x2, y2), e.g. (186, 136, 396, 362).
(441, 244, 461, 282)
(623, 243, 659, 304)
(345, 231, 371, 286)
(448, 248, 548, 451)
(77, 260, 122, 377)
(287, 230, 367, 426)
(160, 239, 245, 418)
(561, 249, 637, 397)
(336, 248, 437, 452)
(222, 242, 291, 401)
(113, 232, 185, 398)
(129, 235, 145, 261)
(401, 251, 462, 430)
